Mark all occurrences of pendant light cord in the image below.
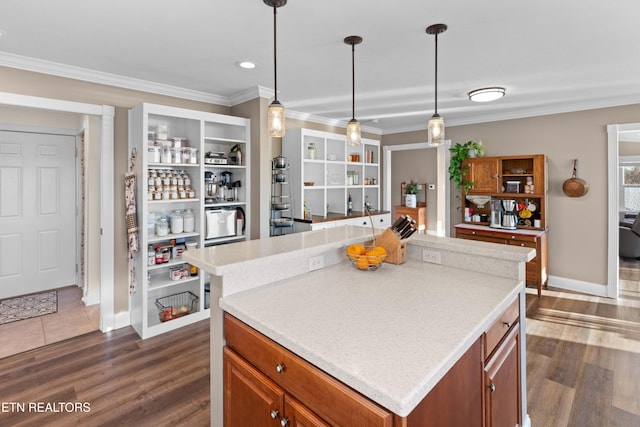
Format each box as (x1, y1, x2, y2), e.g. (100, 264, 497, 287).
(434, 32, 438, 115)
(351, 43, 356, 121)
(273, 5, 278, 102)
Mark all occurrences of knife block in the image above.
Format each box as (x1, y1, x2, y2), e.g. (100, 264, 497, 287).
(373, 228, 406, 265)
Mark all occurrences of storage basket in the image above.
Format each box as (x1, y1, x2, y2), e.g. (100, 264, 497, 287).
(155, 291, 198, 322)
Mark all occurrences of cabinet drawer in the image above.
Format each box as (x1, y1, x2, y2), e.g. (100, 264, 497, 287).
(484, 298, 519, 361)
(224, 314, 393, 427)
(497, 232, 537, 243)
(457, 229, 494, 239)
(507, 239, 537, 249)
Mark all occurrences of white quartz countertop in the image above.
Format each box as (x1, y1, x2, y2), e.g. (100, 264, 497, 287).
(184, 226, 373, 276)
(220, 258, 523, 417)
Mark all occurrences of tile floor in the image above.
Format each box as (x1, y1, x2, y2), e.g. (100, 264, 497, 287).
(0, 286, 100, 359)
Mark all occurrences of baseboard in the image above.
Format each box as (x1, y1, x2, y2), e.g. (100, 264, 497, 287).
(99, 310, 131, 333)
(114, 311, 131, 330)
(82, 289, 100, 306)
(548, 275, 609, 298)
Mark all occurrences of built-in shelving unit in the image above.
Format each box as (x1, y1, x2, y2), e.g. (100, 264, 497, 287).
(129, 103, 250, 339)
(283, 128, 380, 220)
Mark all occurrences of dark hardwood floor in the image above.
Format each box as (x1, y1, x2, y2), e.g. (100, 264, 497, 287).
(0, 269, 638, 426)
(0, 320, 210, 426)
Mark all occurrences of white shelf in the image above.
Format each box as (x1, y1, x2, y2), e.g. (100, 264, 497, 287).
(148, 198, 201, 205)
(149, 162, 200, 168)
(149, 275, 200, 291)
(204, 235, 246, 246)
(148, 232, 199, 244)
(204, 136, 246, 144)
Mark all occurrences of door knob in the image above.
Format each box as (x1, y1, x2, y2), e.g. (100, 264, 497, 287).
(281, 418, 290, 427)
(270, 410, 279, 419)
(489, 383, 496, 392)
(276, 363, 285, 374)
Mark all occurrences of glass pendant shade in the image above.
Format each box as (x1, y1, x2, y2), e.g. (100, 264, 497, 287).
(268, 100, 286, 138)
(428, 113, 445, 146)
(347, 119, 361, 147)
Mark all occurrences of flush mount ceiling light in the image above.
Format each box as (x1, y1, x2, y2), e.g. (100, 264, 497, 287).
(344, 35, 363, 147)
(426, 23, 447, 146)
(468, 87, 506, 102)
(264, 0, 287, 138)
(237, 61, 256, 69)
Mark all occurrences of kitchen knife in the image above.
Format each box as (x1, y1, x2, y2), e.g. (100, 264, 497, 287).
(393, 216, 410, 233)
(398, 219, 415, 237)
(391, 215, 406, 231)
(402, 227, 418, 239)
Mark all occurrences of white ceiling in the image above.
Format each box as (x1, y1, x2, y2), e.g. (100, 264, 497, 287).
(1, 0, 639, 135)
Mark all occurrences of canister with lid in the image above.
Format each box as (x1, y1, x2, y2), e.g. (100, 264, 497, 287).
(170, 210, 184, 234)
(182, 209, 195, 232)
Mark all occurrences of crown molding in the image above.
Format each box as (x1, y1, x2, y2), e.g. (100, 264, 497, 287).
(0, 51, 230, 106)
(382, 96, 640, 135)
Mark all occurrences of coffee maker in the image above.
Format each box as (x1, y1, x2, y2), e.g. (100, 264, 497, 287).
(489, 199, 503, 228)
(501, 199, 518, 230)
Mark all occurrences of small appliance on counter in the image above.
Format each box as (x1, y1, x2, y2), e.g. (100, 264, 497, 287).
(500, 199, 518, 230)
(489, 199, 503, 228)
(204, 151, 228, 165)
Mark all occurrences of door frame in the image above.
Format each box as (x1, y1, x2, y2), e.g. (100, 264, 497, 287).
(607, 122, 640, 299)
(0, 91, 115, 332)
(382, 140, 450, 237)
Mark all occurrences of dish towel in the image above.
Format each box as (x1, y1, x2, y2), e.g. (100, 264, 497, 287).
(125, 148, 139, 295)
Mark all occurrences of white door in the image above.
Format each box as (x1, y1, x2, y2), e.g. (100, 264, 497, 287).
(0, 130, 76, 299)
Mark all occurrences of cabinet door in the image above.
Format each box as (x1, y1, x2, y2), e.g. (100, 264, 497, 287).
(484, 326, 520, 427)
(224, 347, 283, 427)
(284, 395, 330, 427)
(466, 158, 499, 194)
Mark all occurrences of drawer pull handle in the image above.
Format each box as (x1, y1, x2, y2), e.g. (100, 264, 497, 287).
(276, 363, 285, 374)
(472, 231, 476, 235)
(489, 383, 496, 393)
(281, 418, 290, 427)
(271, 410, 279, 419)
(502, 321, 512, 328)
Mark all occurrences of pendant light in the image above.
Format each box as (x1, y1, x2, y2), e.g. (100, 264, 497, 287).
(264, 0, 287, 138)
(344, 35, 363, 147)
(426, 23, 447, 146)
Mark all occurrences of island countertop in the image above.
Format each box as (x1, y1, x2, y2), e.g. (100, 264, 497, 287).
(220, 257, 524, 417)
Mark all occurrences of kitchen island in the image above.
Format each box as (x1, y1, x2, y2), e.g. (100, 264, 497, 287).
(183, 226, 534, 426)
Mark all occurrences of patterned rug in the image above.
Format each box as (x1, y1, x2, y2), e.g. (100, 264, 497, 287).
(0, 291, 58, 325)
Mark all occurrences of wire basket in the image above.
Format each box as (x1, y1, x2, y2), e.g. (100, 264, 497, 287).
(346, 245, 387, 271)
(155, 291, 199, 322)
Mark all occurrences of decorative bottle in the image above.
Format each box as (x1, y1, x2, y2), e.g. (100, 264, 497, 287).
(347, 192, 353, 215)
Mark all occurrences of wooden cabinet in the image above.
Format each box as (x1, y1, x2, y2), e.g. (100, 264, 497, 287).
(455, 226, 547, 296)
(224, 313, 393, 427)
(463, 154, 547, 231)
(467, 157, 500, 194)
(394, 205, 426, 234)
(224, 347, 329, 427)
(482, 298, 521, 427)
(402, 337, 483, 427)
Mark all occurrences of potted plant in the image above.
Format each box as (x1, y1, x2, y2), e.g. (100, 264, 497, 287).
(448, 140, 485, 194)
(405, 181, 419, 208)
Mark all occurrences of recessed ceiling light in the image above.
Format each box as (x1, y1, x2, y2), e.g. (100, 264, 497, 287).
(468, 87, 505, 102)
(237, 61, 256, 69)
